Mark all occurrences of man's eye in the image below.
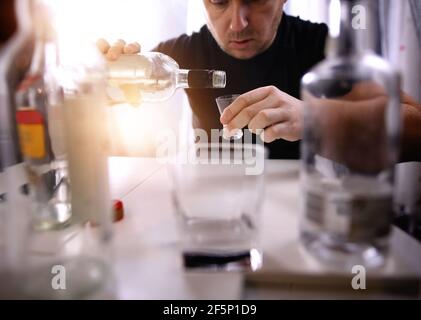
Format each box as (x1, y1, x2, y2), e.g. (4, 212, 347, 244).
(209, 0, 229, 6)
(244, 0, 269, 5)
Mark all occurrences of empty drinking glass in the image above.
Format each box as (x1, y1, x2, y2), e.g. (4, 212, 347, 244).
(169, 143, 266, 271)
(216, 94, 243, 140)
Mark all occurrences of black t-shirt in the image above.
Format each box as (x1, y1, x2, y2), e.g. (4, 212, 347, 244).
(154, 14, 328, 159)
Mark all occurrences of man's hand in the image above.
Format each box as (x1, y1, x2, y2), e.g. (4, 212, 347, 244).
(220, 86, 304, 143)
(96, 38, 141, 60)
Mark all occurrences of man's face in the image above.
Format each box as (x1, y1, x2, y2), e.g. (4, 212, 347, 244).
(203, 0, 287, 60)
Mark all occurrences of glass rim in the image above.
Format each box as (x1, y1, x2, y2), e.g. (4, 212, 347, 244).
(188, 143, 268, 161)
(168, 143, 268, 159)
(193, 142, 265, 153)
(215, 94, 241, 102)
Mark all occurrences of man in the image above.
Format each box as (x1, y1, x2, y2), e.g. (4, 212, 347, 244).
(100, 0, 421, 162)
(99, 0, 328, 159)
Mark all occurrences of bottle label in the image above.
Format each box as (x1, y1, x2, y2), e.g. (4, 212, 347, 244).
(188, 70, 213, 88)
(304, 190, 325, 225)
(16, 109, 46, 159)
(304, 189, 392, 242)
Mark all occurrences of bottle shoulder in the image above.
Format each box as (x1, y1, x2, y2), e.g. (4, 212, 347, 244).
(302, 52, 399, 87)
(301, 52, 400, 99)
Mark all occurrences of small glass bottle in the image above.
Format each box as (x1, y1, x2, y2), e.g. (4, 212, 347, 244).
(300, 0, 401, 268)
(106, 52, 226, 105)
(15, 0, 71, 231)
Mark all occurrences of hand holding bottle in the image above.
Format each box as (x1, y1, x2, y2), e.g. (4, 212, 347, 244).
(96, 38, 226, 105)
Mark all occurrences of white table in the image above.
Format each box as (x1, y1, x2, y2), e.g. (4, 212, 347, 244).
(107, 157, 421, 300)
(2, 157, 421, 299)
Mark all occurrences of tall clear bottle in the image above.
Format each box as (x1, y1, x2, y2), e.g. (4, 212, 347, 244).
(15, 0, 71, 231)
(12, 0, 114, 299)
(300, 0, 401, 268)
(106, 53, 226, 105)
(0, 0, 34, 297)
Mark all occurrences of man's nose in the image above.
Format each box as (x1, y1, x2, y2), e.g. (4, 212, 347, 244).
(230, 3, 249, 32)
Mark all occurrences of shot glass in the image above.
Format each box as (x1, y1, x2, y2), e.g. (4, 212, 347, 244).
(169, 143, 266, 271)
(216, 94, 244, 140)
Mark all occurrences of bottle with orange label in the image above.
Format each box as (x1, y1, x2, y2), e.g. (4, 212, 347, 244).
(14, 1, 71, 231)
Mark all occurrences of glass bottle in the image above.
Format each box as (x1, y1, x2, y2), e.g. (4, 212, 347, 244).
(394, 163, 421, 240)
(0, 0, 35, 299)
(16, 0, 114, 299)
(300, 0, 401, 268)
(106, 52, 226, 105)
(0, 0, 34, 170)
(15, 0, 71, 231)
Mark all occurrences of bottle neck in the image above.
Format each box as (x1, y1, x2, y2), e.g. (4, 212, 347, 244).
(176, 69, 226, 89)
(29, 38, 45, 74)
(328, 0, 378, 57)
(29, 5, 57, 74)
(176, 69, 189, 89)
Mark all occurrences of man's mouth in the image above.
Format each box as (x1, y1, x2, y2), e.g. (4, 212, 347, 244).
(229, 39, 253, 50)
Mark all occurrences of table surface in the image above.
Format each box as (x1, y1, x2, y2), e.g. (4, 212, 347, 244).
(2, 157, 421, 299)
(107, 157, 421, 299)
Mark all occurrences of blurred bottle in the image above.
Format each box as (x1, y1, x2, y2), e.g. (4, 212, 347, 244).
(300, 0, 401, 268)
(106, 52, 226, 105)
(394, 163, 421, 240)
(0, 0, 34, 298)
(384, 1, 421, 241)
(15, 0, 71, 231)
(0, 0, 34, 171)
(9, 0, 114, 299)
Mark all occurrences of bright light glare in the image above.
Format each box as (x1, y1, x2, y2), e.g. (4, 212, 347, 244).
(329, 0, 341, 38)
(44, 0, 186, 51)
(107, 103, 162, 157)
(39, 0, 189, 157)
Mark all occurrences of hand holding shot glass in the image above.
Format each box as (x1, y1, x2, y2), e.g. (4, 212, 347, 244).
(216, 95, 244, 140)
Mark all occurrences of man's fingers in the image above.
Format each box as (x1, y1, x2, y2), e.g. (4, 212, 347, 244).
(113, 39, 126, 49)
(106, 39, 126, 60)
(106, 49, 122, 61)
(102, 40, 141, 60)
(262, 122, 299, 143)
(248, 108, 289, 133)
(226, 94, 280, 131)
(97, 38, 110, 54)
(123, 42, 141, 54)
(220, 86, 273, 124)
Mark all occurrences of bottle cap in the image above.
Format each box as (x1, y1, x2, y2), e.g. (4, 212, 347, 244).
(187, 70, 226, 88)
(87, 199, 124, 227)
(112, 199, 124, 222)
